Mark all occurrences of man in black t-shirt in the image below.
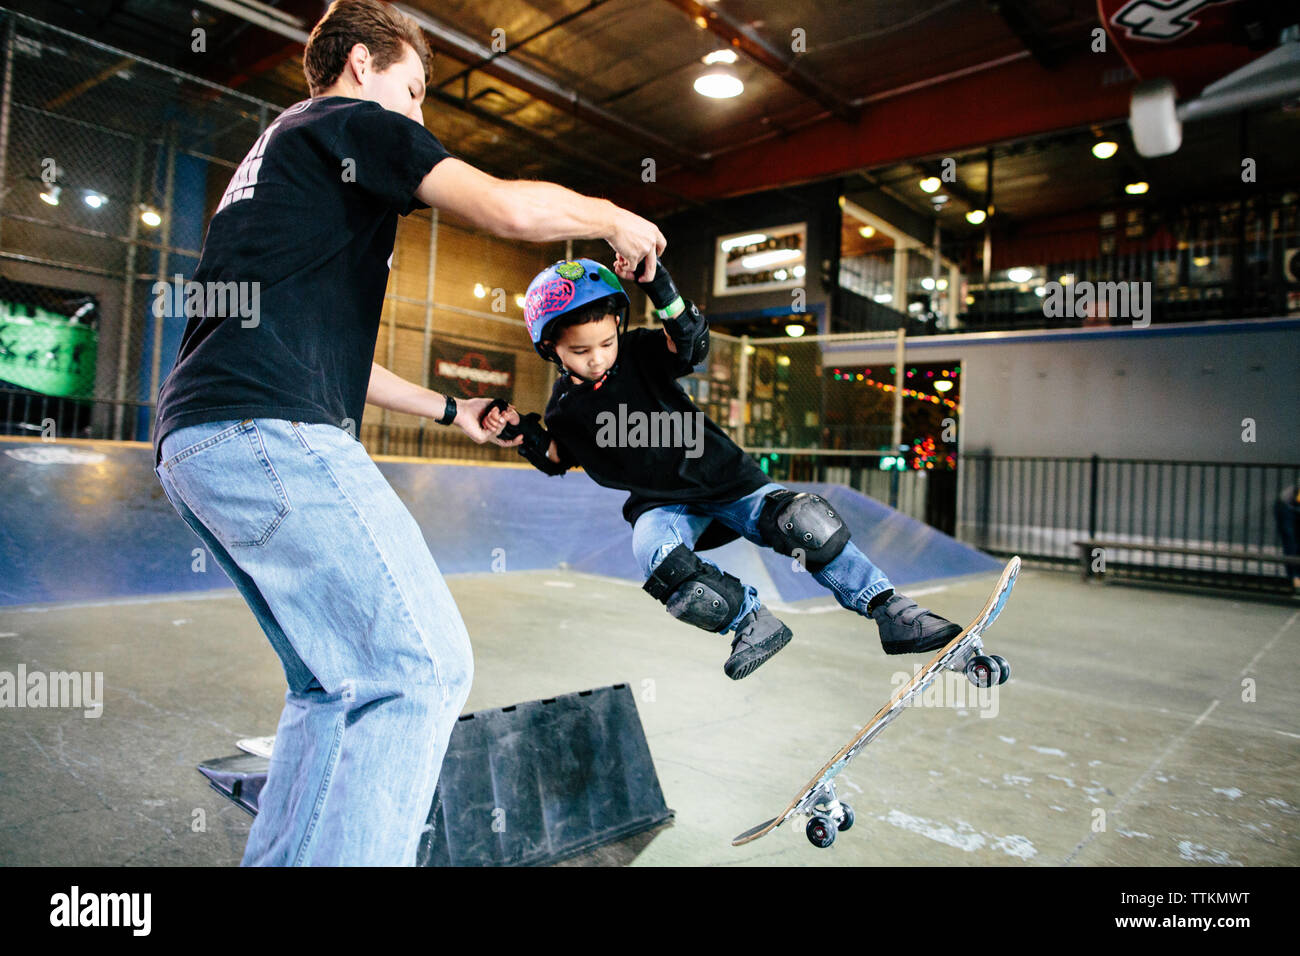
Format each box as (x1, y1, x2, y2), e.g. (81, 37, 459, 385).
(491, 256, 971, 681)
(153, 0, 666, 866)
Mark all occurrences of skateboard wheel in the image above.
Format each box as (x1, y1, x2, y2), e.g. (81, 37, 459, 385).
(806, 816, 836, 848)
(990, 654, 1010, 685)
(836, 803, 855, 832)
(1130, 78, 1181, 157)
(966, 654, 1001, 688)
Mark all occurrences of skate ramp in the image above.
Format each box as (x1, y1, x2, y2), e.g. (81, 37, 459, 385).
(0, 437, 999, 606)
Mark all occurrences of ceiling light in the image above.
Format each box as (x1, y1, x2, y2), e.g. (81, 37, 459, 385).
(921, 277, 936, 291)
(694, 65, 743, 99)
(858, 225, 876, 239)
(140, 206, 161, 227)
(919, 177, 941, 193)
(1125, 181, 1149, 195)
(1007, 267, 1034, 283)
(515, 294, 526, 307)
(703, 49, 737, 65)
(1092, 140, 1119, 159)
(39, 184, 61, 206)
(934, 380, 953, 392)
(785, 324, 805, 337)
(83, 190, 107, 209)
(473, 283, 486, 298)
(966, 209, 987, 225)
(792, 265, 806, 278)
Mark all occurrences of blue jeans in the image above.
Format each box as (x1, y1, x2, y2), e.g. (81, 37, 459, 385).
(155, 418, 473, 866)
(631, 482, 894, 632)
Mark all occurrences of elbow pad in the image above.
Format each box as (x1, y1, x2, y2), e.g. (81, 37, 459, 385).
(663, 300, 709, 367)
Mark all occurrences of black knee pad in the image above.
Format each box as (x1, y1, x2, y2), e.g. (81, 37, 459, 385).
(757, 490, 850, 572)
(643, 543, 745, 633)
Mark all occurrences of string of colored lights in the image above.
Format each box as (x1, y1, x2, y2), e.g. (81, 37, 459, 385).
(830, 366, 960, 409)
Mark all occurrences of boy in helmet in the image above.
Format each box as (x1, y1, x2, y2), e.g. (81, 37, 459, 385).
(484, 256, 966, 679)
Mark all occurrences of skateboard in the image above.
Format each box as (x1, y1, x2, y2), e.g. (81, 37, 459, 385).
(1097, 1, 1298, 157)
(732, 555, 1020, 849)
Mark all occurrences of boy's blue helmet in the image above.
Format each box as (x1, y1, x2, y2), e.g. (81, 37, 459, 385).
(523, 258, 629, 362)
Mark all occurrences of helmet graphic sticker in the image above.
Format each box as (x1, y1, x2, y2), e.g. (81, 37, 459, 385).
(556, 260, 586, 280)
(524, 277, 575, 339)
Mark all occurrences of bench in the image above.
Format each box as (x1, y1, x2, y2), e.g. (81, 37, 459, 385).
(1075, 539, 1300, 583)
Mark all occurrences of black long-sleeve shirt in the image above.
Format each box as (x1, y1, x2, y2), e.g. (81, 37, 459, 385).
(541, 323, 770, 528)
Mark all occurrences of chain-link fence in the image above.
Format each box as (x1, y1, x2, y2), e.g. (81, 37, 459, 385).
(0, 8, 276, 441)
(0, 9, 948, 501)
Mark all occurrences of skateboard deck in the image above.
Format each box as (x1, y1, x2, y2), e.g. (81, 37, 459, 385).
(732, 555, 1020, 848)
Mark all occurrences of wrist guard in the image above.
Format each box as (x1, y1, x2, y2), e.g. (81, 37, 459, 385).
(663, 299, 709, 367)
(483, 399, 567, 477)
(636, 261, 684, 319)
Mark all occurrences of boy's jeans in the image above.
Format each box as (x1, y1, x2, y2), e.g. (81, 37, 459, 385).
(631, 482, 893, 633)
(155, 418, 473, 866)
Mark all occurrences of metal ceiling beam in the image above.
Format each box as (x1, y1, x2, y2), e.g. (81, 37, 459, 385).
(193, 0, 310, 43)
(611, 49, 1130, 213)
(985, 0, 1066, 70)
(392, 3, 706, 171)
(657, 0, 858, 123)
(433, 0, 613, 93)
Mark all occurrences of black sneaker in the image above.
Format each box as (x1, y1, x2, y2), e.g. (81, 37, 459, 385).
(724, 606, 793, 680)
(872, 594, 962, 655)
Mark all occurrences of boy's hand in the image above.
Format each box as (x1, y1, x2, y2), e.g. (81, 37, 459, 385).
(616, 255, 683, 316)
(612, 253, 637, 282)
(607, 208, 665, 281)
(456, 396, 523, 446)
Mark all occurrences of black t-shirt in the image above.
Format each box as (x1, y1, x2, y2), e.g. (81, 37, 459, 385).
(153, 97, 451, 465)
(543, 325, 770, 527)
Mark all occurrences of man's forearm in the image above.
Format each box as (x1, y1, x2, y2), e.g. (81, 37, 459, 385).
(502, 180, 614, 242)
(367, 362, 447, 418)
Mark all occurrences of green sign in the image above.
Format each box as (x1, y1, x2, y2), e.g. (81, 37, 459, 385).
(0, 301, 97, 398)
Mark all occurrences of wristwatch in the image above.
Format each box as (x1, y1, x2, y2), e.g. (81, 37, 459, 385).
(437, 394, 457, 426)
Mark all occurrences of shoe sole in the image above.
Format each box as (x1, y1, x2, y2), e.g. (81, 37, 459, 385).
(725, 626, 793, 680)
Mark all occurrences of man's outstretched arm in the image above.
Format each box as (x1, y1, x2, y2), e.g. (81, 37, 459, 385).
(366, 362, 521, 446)
(414, 158, 666, 280)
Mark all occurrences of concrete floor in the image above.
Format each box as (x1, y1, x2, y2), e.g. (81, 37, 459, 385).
(1, 567, 1296, 866)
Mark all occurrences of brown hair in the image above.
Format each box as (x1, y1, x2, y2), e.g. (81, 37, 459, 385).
(303, 0, 431, 97)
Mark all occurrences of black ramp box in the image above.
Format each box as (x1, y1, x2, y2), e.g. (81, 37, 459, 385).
(197, 683, 673, 866)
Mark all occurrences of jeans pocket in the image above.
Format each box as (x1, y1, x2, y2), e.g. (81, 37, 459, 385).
(162, 421, 292, 548)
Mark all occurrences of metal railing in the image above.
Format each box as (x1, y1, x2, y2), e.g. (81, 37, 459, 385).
(958, 452, 1300, 591)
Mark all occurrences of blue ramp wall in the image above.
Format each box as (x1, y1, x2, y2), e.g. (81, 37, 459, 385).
(0, 438, 999, 607)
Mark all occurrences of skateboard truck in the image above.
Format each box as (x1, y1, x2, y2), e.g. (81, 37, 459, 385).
(803, 781, 854, 849)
